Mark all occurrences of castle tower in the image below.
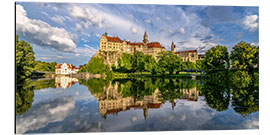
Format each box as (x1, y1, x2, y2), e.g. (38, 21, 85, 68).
(143, 31, 149, 44)
(171, 41, 175, 53)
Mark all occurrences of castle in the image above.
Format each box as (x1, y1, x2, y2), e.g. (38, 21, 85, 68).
(97, 32, 201, 65)
(99, 31, 165, 58)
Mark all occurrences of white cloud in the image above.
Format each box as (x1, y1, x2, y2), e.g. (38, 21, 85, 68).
(16, 97, 76, 133)
(40, 57, 50, 60)
(81, 38, 89, 43)
(51, 15, 66, 25)
(95, 34, 101, 37)
(64, 16, 73, 22)
(251, 42, 259, 46)
(166, 16, 171, 20)
(75, 23, 83, 32)
(130, 25, 138, 34)
(179, 27, 185, 35)
(242, 15, 259, 32)
(16, 5, 77, 52)
(41, 11, 49, 17)
(145, 19, 151, 23)
(52, 6, 58, 11)
(82, 32, 91, 38)
(75, 45, 97, 57)
(69, 4, 105, 29)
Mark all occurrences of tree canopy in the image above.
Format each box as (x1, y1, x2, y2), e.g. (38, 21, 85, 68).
(202, 45, 230, 73)
(231, 41, 258, 71)
(16, 35, 36, 81)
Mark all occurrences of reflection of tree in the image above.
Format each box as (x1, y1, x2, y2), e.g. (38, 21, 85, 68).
(230, 70, 259, 117)
(78, 79, 110, 95)
(158, 79, 197, 103)
(16, 80, 34, 115)
(201, 72, 231, 112)
(116, 78, 157, 101)
(16, 79, 56, 115)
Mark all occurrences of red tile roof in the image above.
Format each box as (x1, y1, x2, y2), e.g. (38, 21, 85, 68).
(55, 64, 62, 69)
(106, 36, 121, 43)
(126, 42, 144, 46)
(174, 50, 197, 54)
(147, 42, 163, 48)
(55, 63, 73, 69)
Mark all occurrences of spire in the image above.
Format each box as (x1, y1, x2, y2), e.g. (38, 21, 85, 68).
(143, 31, 149, 44)
(171, 41, 175, 53)
(143, 108, 148, 120)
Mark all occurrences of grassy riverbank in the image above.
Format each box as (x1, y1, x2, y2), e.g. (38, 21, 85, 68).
(112, 72, 201, 79)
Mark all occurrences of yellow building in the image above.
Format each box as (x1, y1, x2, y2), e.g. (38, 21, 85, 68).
(99, 32, 165, 59)
(171, 42, 198, 63)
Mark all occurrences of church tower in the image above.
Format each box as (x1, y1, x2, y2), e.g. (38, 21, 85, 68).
(171, 41, 175, 53)
(143, 31, 149, 44)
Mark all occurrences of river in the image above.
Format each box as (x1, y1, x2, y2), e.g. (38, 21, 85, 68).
(15, 71, 259, 133)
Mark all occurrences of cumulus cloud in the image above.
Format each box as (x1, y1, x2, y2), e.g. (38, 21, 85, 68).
(69, 4, 105, 30)
(242, 15, 259, 32)
(16, 4, 77, 52)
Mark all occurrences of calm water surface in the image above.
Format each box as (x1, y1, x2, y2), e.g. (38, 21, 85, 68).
(16, 72, 259, 133)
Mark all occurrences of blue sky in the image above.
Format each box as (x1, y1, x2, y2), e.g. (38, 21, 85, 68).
(16, 2, 259, 66)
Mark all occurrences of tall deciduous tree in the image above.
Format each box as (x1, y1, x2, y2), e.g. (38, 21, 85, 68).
(16, 35, 35, 81)
(231, 41, 258, 70)
(157, 51, 182, 74)
(202, 45, 230, 73)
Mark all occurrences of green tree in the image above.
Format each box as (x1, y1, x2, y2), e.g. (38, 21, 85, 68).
(131, 51, 146, 72)
(144, 55, 157, 73)
(33, 61, 57, 72)
(182, 61, 196, 71)
(84, 56, 110, 74)
(117, 53, 133, 72)
(157, 51, 182, 74)
(196, 60, 203, 71)
(231, 41, 258, 70)
(202, 45, 230, 73)
(16, 35, 36, 81)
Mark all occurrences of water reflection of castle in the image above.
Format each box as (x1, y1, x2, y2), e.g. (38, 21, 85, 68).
(55, 76, 78, 89)
(93, 81, 200, 119)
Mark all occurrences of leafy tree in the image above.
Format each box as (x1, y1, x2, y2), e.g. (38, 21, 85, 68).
(182, 61, 196, 71)
(84, 56, 110, 74)
(202, 45, 230, 73)
(131, 51, 146, 72)
(33, 61, 57, 72)
(117, 53, 133, 72)
(16, 35, 36, 81)
(144, 55, 157, 73)
(231, 41, 258, 70)
(196, 60, 203, 71)
(157, 51, 182, 74)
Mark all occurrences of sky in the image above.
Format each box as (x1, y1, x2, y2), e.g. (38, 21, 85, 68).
(16, 2, 259, 66)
